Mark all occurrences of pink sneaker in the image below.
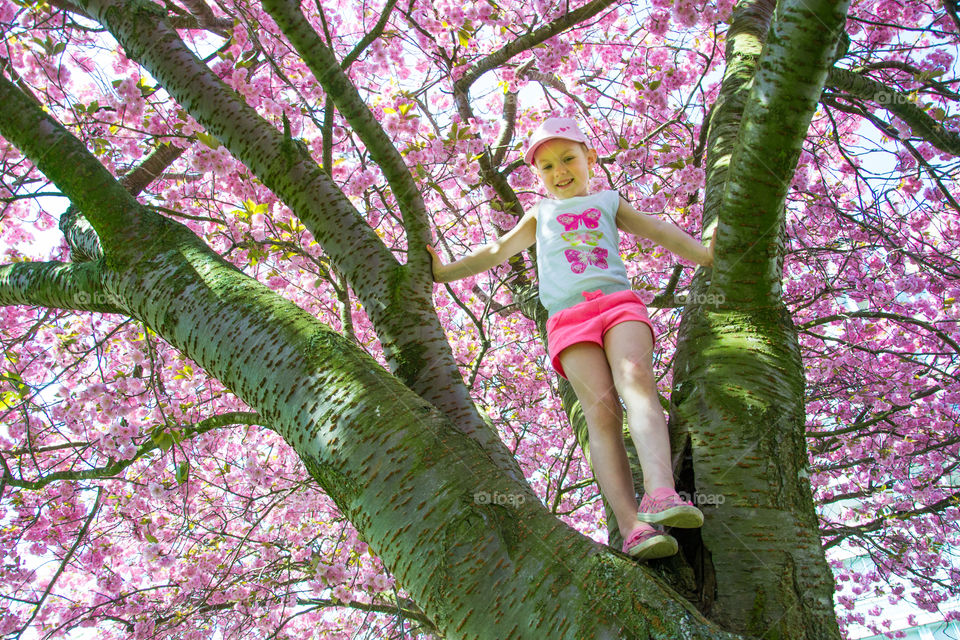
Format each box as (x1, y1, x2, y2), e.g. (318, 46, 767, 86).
(637, 491, 704, 528)
(622, 527, 678, 560)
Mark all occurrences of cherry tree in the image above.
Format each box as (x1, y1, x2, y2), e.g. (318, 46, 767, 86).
(0, 0, 957, 638)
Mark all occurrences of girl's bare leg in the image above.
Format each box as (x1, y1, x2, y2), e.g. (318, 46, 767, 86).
(558, 342, 649, 538)
(601, 321, 675, 494)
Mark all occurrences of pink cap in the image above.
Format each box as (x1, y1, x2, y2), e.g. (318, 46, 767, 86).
(523, 117, 590, 165)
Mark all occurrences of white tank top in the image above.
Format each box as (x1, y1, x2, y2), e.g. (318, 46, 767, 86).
(535, 190, 631, 315)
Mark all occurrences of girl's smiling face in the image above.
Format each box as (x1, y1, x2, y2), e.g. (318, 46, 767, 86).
(532, 139, 597, 199)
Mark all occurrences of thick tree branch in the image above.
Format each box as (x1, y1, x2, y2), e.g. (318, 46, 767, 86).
(59, 206, 103, 263)
(0, 260, 122, 313)
(175, 0, 232, 33)
(261, 0, 431, 258)
(711, 0, 851, 303)
(491, 84, 521, 167)
(700, 0, 774, 245)
(649, 265, 687, 308)
(48, 0, 232, 33)
(60, 143, 186, 262)
(118, 142, 186, 196)
(826, 67, 960, 156)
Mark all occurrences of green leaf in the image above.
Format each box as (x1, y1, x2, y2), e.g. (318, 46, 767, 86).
(242, 199, 268, 215)
(153, 431, 173, 452)
(145, 533, 159, 543)
(196, 131, 221, 149)
(238, 50, 258, 68)
(0, 391, 19, 411)
(915, 69, 945, 82)
(176, 461, 190, 485)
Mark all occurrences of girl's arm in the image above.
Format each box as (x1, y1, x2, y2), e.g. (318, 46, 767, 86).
(428, 206, 539, 283)
(615, 197, 714, 267)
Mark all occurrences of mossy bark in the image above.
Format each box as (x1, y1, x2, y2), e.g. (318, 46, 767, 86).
(670, 283, 837, 638)
(667, 0, 849, 636)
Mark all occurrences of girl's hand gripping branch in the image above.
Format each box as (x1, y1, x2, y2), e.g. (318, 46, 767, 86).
(426, 243, 448, 282)
(703, 226, 718, 268)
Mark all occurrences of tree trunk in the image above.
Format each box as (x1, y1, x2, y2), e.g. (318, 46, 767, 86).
(671, 289, 838, 638)
(668, 0, 849, 636)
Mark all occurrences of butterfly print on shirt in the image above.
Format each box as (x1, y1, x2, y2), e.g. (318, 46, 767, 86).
(561, 230, 603, 246)
(564, 247, 608, 274)
(556, 208, 601, 232)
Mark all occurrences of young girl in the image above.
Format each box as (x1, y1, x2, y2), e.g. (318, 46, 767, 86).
(428, 117, 714, 560)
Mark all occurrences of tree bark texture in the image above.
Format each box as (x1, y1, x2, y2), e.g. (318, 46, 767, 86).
(668, 0, 849, 636)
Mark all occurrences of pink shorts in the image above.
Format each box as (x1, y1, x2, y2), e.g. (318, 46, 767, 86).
(545, 289, 656, 379)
